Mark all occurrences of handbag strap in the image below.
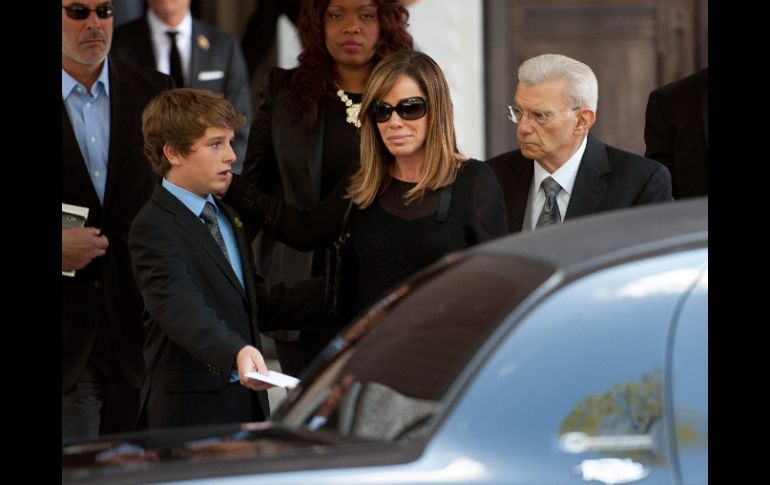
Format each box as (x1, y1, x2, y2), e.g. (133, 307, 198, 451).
(339, 200, 354, 242)
(436, 160, 471, 223)
(436, 188, 452, 223)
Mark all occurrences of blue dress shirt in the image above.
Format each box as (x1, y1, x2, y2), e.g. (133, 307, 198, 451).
(62, 61, 111, 205)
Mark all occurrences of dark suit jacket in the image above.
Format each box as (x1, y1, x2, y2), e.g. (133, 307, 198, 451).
(239, 67, 327, 286)
(62, 56, 172, 393)
(129, 185, 268, 427)
(111, 16, 252, 173)
(487, 135, 673, 233)
(644, 68, 708, 199)
(129, 185, 324, 427)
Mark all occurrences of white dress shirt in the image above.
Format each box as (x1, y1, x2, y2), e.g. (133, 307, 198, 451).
(523, 136, 588, 231)
(147, 9, 193, 85)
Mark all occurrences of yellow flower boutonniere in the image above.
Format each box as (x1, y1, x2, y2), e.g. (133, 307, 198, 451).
(233, 217, 243, 229)
(197, 35, 210, 50)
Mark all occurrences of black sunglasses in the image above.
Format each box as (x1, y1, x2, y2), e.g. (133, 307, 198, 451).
(371, 97, 428, 123)
(62, 3, 114, 20)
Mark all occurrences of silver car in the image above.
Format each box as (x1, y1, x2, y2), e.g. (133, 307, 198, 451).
(63, 198, 707, 485)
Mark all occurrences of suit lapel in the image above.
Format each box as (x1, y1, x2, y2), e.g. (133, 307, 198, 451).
(155, 187, 248, 302)
(499, 152, 533, 232)
(189, 21, 202, 87)
(221, 202, 258, 314)
(102, 59, 127, 215)
(136, 18, 157, 67)
(273, 91, 325, 205)
(307, 102, 325, 203)
(566, 136, 610, 219)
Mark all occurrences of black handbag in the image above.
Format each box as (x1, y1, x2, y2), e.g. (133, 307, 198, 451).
(325, 201, 356, 318)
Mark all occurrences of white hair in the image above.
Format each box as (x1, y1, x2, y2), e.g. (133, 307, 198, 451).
(517, 54, 598, 112)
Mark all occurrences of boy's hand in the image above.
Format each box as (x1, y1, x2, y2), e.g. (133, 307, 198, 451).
(236, 345, 273, 391)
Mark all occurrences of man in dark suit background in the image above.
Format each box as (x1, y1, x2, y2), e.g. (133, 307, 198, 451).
(130, 88, 320, 428)
(111, 0, 252, 174)
(487, 53, 673, 234)
(644, 67, 708, 199)
(62, 0, 172, 439)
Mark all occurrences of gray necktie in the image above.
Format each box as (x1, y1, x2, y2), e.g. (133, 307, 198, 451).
(536, 176, 562, 227)
(166, 31, 184, 88)
(200, 202, 231, 264)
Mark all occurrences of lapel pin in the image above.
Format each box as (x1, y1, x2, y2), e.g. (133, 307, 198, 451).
(197, 34, 210, 50)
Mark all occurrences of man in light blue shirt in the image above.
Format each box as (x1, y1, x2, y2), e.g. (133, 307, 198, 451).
(62, 0, 172, 440)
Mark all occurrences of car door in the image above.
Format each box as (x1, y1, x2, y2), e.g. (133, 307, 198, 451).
(428, 247, 708, 484)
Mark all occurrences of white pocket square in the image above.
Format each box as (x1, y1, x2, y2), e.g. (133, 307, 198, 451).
(198, 70, 224, 81)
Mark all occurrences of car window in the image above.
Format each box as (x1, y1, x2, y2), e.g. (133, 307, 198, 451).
(669, 265, 708, 484)
(278, 254, 555, 442)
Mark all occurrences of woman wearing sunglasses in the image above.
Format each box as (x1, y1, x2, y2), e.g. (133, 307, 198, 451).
(225, 50, 508, 319)
(232, 0, 412, 374)
(242, 0, 412, 286)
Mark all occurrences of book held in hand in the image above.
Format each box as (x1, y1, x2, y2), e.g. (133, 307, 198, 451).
(62, 203, 90, 277)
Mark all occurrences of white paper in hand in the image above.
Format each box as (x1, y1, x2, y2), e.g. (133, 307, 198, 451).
(245, 370, 300, 389)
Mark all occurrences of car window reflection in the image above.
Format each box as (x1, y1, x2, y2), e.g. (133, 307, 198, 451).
(278, 254, 555, 442)
(559, 368, 664, 465)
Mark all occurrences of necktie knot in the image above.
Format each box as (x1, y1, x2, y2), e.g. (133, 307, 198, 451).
(200, 201, 218, 225)
(541, 176, 562, 198)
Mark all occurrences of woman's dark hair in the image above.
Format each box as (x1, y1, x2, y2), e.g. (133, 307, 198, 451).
(292, 0, 413, 125)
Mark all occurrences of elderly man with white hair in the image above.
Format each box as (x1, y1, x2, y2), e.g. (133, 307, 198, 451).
(487, 53, 673, 233)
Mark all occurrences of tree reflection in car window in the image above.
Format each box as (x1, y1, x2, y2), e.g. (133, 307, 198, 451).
(559, 368, 669, 466)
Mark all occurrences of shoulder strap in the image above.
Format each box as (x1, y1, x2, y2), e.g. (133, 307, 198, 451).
(340, 200, 354, 242)
(436, 188, 452, 223)
(436, 162, 468, 223)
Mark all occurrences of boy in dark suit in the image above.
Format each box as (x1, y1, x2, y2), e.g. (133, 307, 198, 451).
(129, 88, 317, 429)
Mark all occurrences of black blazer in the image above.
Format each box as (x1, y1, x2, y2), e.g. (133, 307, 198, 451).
(62, 56, 172, 393)
(240, 68, 328, 286)
(129, 185, 269, 427)
(111, 16, 252, 173)
(487, 135, 674, 233)
(129, 185, 324, 427)
(644, 68, 708, 199)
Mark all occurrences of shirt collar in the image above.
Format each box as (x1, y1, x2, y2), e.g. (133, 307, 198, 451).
(533, 135, 588, 196)
(147, 8, 193, 37)
(61, 57, 110, 100)
(162, 177, 218, 219)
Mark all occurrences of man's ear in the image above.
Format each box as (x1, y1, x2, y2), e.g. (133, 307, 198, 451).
(163, 143, 182, 167)
(575, 108, 596, 134)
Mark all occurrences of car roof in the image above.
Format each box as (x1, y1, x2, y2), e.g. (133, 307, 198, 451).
(475, 198, 707, 276)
